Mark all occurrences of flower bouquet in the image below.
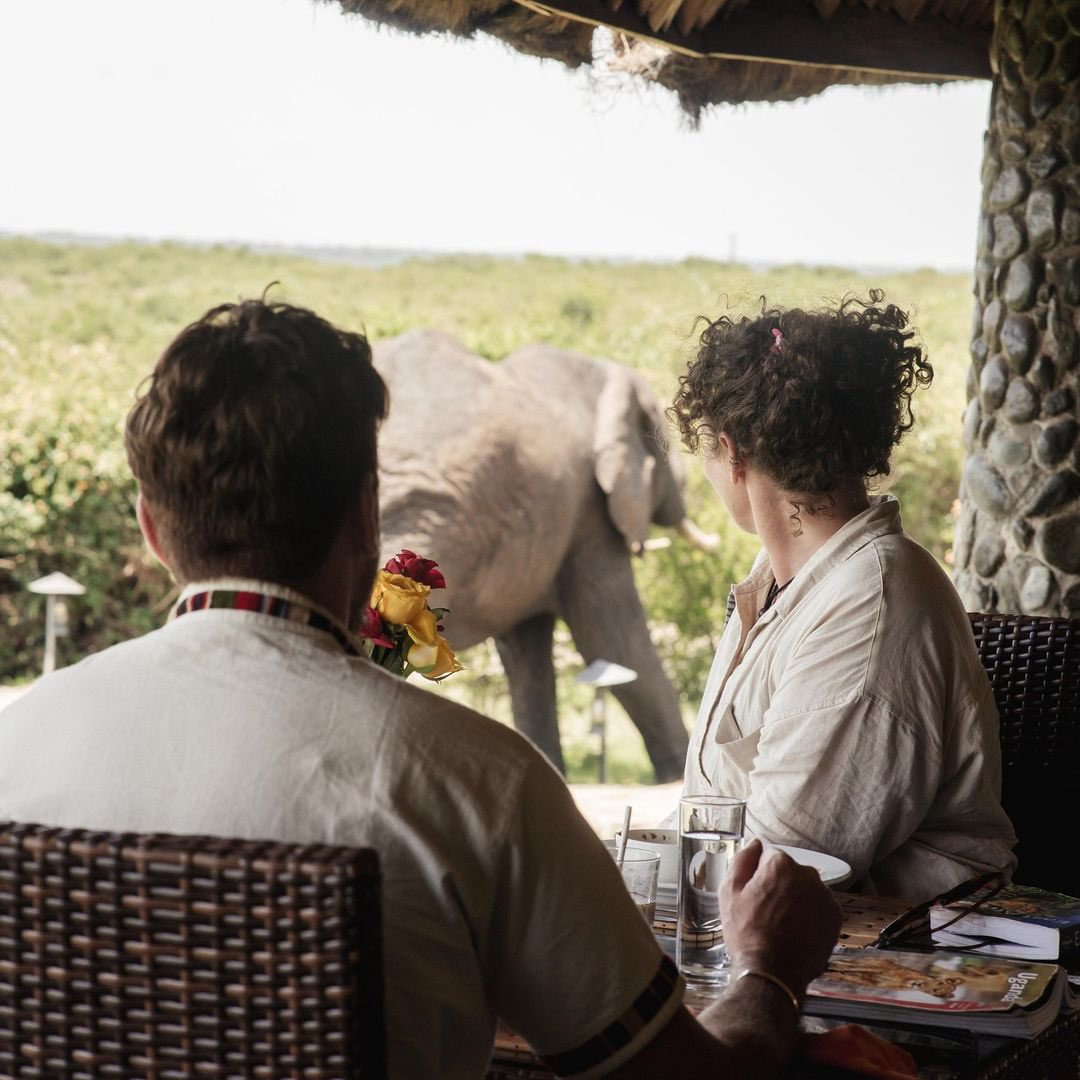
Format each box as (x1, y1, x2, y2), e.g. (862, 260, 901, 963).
(360, 550, 462, 681)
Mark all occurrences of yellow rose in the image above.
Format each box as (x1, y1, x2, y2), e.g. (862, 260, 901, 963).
(404, 606, 438, 648)
(406, 639, 438, 671)
(405, 620, 450, 671)
(371, 570, 430, 626)
(422, 636, 463, 681)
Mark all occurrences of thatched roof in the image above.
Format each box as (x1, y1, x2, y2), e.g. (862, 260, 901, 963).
(333, 0, 993, 119)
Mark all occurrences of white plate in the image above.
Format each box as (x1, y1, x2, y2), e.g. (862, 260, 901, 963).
(615, 829, 852, 888)
(771, 845, 852, 887)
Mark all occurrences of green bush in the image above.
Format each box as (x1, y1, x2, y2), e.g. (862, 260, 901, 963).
(0, 363, 170, 679)
(1, 237, 973, 777)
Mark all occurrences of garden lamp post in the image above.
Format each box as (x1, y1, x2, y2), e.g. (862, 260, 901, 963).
(577, 659, 638, 784)
(28, 572, 85, 676)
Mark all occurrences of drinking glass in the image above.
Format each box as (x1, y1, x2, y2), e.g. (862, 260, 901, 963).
(603, 840, 661, 925)
(676, 795, 746, 987)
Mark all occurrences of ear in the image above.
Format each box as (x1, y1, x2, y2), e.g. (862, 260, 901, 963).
(136, 492, 172, 571)
(593, 368, 680, 551)
(717, 432, 744, 484)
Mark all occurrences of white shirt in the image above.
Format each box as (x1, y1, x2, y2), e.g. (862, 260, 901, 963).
(685, 497, 1017, 900)
(0, 580, 681, 1079)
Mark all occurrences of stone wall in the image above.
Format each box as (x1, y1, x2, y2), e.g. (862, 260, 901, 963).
(954, 0, 1080, 617)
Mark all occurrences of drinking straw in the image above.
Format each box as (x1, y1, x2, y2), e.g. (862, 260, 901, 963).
(616, 804, 632, 868)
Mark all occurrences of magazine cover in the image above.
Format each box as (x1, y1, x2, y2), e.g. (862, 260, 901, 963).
(807, 949, 1058, 1013)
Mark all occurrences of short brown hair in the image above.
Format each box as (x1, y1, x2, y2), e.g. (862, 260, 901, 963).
(669, 291, 932, 498)
(125, 298, 388, 583)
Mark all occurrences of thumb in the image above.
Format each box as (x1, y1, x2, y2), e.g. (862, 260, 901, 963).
(725, 837, 763, 892)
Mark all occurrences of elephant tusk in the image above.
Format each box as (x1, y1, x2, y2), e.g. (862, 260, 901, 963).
(676, 517, 720, 551)
(631, 538, 672, 557)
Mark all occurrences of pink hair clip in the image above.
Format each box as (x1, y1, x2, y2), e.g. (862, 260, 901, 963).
(770, 328, 784, 354)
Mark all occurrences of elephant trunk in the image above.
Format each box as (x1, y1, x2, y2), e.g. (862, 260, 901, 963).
(676, 517, 720, 551)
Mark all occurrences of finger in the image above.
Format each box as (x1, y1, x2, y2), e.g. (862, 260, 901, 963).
(757, 845, 797, 870)
(758, 846, 822, 887)
(725, 837, 763, 892)
(750, 844, 797, 884)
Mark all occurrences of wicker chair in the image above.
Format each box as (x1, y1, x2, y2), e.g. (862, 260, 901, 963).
(968, 612, 1080, 898)
(0, 823, 386, 1078)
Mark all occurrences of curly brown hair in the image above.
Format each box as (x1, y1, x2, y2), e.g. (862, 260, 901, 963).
(669, 291, 932, 498)
(125, 298, 388, 583)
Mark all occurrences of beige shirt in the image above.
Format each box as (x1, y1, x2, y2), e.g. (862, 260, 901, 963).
(685, 497, 1016, 901)
(0, 580, 681, 1079)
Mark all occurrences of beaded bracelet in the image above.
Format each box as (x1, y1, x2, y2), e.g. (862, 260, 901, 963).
(734, 968, 802, 1016)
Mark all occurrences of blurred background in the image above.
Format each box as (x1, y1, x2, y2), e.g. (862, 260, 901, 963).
(0, 0, 990, 784)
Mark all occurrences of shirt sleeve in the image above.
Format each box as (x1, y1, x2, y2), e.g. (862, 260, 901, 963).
(743, 691, 936, 886)
(484, 752, 684, 1078)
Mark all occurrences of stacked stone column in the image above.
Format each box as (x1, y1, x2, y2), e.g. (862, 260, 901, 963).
(954, 0, 1080, 616)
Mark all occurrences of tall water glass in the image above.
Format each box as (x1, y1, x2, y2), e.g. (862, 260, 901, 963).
(676, 796, 746, 988)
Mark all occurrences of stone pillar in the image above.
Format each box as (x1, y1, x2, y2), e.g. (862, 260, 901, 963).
(954, 0, 1080, 617)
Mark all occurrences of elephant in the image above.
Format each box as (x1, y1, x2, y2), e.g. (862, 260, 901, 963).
(373, 330, 716, 782)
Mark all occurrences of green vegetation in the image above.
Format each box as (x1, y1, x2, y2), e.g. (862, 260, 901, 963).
(0, 235, 973, 780)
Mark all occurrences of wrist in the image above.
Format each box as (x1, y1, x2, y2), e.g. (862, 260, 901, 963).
(729, 950, 810, 999)
(733, 967, 802, 1015)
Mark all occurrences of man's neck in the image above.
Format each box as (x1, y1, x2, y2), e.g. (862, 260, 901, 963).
(280, 571, 354, 627)
(190, 542, 374, 632)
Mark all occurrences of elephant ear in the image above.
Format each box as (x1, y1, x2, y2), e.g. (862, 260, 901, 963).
(593, 368, 663, 552)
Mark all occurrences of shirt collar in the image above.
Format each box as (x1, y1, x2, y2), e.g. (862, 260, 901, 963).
(170, 577, 366, 655)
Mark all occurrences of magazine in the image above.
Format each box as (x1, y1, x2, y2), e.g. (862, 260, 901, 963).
(803, 948, 1079, 1038)
(930, 883, 1080, 963)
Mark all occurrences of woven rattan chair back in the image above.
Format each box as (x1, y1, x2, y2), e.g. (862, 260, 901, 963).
(969, 612, 1080, 897)
(0, 823, 385, 1079)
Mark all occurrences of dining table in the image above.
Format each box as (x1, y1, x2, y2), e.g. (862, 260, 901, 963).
(485, 892, 1080, 1080)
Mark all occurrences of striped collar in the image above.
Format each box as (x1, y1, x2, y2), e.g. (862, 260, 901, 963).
(170, 581, 364, 658)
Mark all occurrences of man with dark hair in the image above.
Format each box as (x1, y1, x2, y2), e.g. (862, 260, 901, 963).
(0, 299, 840, 1078)
(124, 298, 387, 586)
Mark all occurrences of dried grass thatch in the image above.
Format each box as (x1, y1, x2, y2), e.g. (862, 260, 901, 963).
(330, 0, 992, 117)
(333, 0, 594, 66)
(607, 35, 936, 120)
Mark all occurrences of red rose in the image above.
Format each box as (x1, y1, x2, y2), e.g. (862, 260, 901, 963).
(385, 549, 446, 589)
(359, 605, 394, 648)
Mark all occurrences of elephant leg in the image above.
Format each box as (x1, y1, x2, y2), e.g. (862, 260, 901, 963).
(558, 556, 688, 784)
(495, 614, 565, 774)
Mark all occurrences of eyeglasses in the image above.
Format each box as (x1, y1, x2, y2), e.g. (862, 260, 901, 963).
(875, 871, 1008, 951)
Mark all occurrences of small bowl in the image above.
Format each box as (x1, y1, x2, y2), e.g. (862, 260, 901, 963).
(613, 828, 677, 883)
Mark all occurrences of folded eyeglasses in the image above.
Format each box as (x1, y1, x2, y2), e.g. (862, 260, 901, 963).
(875, 871, 1009, 952)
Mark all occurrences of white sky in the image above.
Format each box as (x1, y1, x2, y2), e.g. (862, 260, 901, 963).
(0, 0, 991, 269)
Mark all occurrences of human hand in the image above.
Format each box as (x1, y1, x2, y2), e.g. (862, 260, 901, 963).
(720, 839, 841, 997)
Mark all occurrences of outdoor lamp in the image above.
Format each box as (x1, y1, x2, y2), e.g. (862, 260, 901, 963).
(28, 571, 86, 676)
(577, 659, 638, 784)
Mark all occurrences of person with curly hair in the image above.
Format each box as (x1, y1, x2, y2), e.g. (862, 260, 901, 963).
(670, 292, 1016, 901)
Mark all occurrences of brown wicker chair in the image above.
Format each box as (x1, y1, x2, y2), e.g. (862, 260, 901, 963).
(969, 612, 1080, 898)
(0, 823, 386, 1078)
